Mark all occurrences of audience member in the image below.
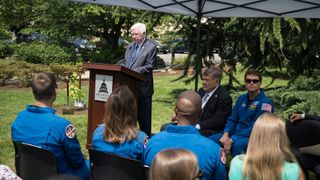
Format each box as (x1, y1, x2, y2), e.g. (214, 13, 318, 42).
(149, 149, 201, 180)
(125, 22, 157, 136)
(0, 164, 21, 180)
(209, 69, 274, 157)
(11, 72, 89, 179)
(92, 86, 148, 160)
(196, 67, 232, 136)
(144, 90, 226, 180)
(229, 112, 304, 180)
(287, 113, 320, 179)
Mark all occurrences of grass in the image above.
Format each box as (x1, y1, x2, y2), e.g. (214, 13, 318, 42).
(0, 68, 292, 172)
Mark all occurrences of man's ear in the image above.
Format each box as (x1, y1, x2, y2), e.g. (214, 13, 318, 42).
(51, 90, 57, 102)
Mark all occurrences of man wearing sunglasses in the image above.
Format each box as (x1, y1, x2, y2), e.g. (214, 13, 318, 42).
(209, 69, 274, 157)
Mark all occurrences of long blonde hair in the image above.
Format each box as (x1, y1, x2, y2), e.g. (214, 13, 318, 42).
(243, 112, 297, 180)
(150, 149, 201, 180)
(103, 86, 138, 143)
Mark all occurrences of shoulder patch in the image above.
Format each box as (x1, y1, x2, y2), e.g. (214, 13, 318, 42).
(261, 103, 272, 112)
(65, 124, 76, 139)
(143, 136, 149, 148)
(220, 148, 226, 164)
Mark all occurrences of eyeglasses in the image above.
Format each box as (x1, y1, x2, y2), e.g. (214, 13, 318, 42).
(193, 170, 203, 180)
(245, 79, 260, 84)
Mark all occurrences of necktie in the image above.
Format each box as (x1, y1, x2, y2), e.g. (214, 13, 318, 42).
(129, 45, 139, 67)
(202, 93, 210, 108)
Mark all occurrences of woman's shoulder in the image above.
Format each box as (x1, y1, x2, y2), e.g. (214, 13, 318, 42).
(282, 161, 300, 180)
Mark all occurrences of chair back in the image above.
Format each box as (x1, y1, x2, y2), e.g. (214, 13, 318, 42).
(89, 149, 147, 180)
(13, 141, 57, 180)
(286, 119, 320, 147)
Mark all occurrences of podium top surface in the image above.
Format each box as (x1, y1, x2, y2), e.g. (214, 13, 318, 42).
(83, 62, 145, 81)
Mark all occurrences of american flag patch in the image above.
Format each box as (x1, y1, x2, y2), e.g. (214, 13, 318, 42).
(261, 103, 272, 112)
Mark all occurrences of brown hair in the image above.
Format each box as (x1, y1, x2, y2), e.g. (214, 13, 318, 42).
(31, 72, 57, 101)
(103, 86, 138, 143)
(244, 69, 262, 81)
(242, 112, 297, 180)
(149, 149, 200, 180)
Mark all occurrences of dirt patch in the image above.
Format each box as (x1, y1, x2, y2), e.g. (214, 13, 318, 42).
(55, 105, 88, 115)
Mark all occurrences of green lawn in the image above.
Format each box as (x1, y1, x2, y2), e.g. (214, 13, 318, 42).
(0, 69, 289, 171)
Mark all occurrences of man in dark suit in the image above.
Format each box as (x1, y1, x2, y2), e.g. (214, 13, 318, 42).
(125, 23, 157, 136)
(196, 67, 232, 137)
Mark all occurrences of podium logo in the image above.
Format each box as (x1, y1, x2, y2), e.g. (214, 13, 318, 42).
(95, 74, 113, 102)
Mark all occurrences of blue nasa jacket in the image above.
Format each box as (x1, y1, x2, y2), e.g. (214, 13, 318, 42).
(224, 89, 274, 139)
(92, 124, 148, 160)
(144, 125, 226, 180)
(11, 105, 88, 179)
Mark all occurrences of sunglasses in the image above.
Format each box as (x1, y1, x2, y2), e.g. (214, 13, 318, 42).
(245, 79, 260, 84)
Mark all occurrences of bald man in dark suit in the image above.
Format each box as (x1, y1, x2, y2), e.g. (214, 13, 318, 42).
(125, 23, 157, 136)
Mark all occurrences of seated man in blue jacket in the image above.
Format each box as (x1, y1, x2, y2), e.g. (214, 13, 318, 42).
(144, 90, 226, 180)
(12, 72, 89, 179)
(209, 69, 274, 157)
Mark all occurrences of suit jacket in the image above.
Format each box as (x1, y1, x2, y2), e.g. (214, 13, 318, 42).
(306, 114, 320, 121)
(125, 39, 157, 97)
(198, 86, 232, 136)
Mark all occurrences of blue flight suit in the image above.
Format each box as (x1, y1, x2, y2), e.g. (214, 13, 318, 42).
(92, 124, 148, 160)
(144, 125, 226, 180)
(209, 89, 274, 157)
(11, 105, 89, 179)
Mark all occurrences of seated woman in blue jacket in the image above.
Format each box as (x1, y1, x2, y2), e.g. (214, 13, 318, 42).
(92, 86, 148, 160)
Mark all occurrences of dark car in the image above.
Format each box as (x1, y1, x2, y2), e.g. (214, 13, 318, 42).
(168, 38, 188, 54)
(150, 39, 169, 54)
(16, 32, 48, 43)
(71, 38, 96, 52)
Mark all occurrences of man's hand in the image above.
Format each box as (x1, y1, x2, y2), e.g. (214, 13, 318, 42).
(290, 113, 303, 122)
(219, 132, 229, 145)
(223, 139, 233, 155)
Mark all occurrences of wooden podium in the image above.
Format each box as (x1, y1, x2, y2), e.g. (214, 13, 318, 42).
(83, 63, 145, 148)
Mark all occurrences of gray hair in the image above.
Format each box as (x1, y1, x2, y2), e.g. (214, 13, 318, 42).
(130, 23, 146, 34)
(203, 67, 222, 84)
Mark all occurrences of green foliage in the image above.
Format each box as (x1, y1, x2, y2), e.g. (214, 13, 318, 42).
(0, 65, 15, 86)
(15, 42, 76, 64)
(288, 75, 320, 91)
(273, 18, 283, 49)
(0, 60, 82, 87)
(0, 40, 14, 58)
(69, 72, 81, 100)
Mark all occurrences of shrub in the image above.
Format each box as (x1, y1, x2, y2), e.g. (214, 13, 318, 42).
(0, 64, 15, 85)
(0, 40, 14, 58)
(12, 61, 50, 87)
(15, 42, 75, 64)
(288, 75, 320, 91)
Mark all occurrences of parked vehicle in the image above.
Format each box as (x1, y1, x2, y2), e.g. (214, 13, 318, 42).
(150, 39, 169, 54)
(71, 38, 96, 52)
(16, 32, 48, 43)
(167, 38, 188, 54)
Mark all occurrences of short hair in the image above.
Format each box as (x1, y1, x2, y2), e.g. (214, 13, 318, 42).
(175, 91, 202, 120)
(149, 149, 200, 180)
(31, 72, 57, 101)
(130, 23, 146, 34)
(103, 86, 138, 143)
(203, 67, 222, 83)
(242, 112, 297, 180)
(244, 69, 262, 81)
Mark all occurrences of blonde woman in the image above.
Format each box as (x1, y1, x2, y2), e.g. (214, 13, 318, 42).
(92, 86, 148, 160)
(229, 112, 304, 180)
(150, 149, 202, 180)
